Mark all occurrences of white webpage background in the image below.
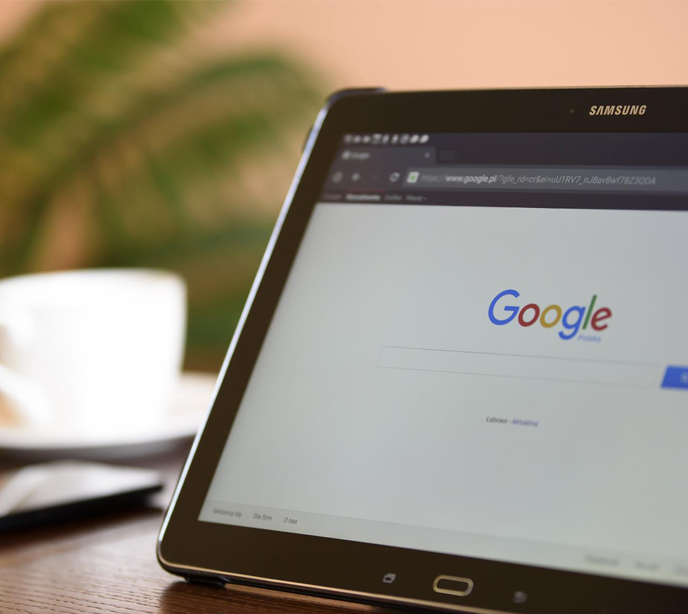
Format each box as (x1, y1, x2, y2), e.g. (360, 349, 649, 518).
(202, 203, 688, 583)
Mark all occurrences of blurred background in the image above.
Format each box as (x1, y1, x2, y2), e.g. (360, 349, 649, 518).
(1, 0, 688, 374)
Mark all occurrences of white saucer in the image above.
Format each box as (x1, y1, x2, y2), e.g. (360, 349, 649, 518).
(0, 372, 217, 460)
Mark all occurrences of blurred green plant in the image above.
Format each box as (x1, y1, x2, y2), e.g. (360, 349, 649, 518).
(0, 1, 322, 370)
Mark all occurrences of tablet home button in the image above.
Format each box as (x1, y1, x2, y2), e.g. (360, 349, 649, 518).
(432, 575, 474, 597)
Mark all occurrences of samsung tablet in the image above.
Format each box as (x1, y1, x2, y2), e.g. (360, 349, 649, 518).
(158, 87, 688, 614)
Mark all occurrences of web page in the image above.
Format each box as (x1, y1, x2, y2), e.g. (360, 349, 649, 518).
(200, 134, 688, 589)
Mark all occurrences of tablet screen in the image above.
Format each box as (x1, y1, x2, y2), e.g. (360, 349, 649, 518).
(199, 133, 688, 589)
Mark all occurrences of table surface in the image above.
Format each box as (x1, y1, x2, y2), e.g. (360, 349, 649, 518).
(0, 445, 397, 614)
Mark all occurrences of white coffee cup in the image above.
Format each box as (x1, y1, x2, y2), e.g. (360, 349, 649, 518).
(0, 269, 186, 436)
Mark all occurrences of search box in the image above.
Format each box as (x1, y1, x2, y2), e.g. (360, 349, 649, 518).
(377, 347, 661, 388)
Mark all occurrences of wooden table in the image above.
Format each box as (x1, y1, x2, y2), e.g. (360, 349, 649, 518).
(0, 445, 397, 614)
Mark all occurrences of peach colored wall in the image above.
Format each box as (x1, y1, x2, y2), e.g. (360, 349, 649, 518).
(0, 1, 34, 41)
(208, 1, 688, 90)
(2, 1, 688, 92)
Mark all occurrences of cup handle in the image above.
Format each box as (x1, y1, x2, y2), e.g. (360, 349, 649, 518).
(0, 312, 51, 426)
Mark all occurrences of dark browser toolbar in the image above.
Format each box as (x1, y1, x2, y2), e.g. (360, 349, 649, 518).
(321, 133, 688, 205)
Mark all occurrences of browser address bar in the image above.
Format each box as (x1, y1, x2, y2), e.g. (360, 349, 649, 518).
(403, 166, 688, 194)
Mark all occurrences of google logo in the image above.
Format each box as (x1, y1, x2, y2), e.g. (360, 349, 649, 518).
(488, 290, 613, 340)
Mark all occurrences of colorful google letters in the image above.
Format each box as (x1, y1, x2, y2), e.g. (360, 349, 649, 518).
(488, 289, 612, 340)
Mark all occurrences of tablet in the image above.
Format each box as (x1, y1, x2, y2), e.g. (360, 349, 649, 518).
(158, 87, 688, 614)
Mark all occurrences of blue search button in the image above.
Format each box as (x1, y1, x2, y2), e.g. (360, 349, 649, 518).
(661, 366, 688, 390)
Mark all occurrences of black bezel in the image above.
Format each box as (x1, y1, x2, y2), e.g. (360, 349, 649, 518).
(158, 87, 688, 614)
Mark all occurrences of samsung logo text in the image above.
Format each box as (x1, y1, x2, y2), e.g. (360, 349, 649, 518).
(589, 104, 647, 116)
